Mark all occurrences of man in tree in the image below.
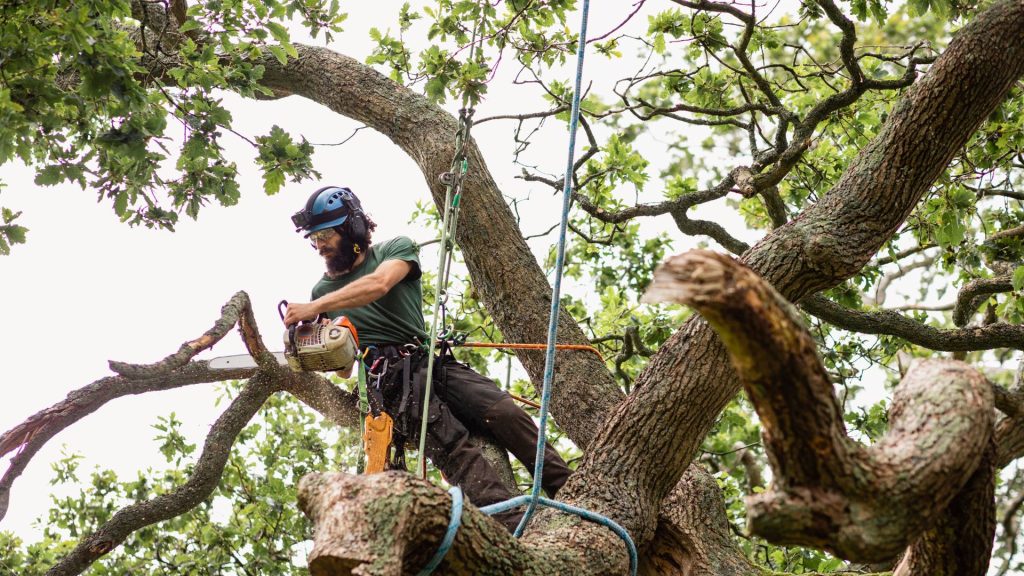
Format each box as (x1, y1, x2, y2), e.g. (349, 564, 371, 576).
(282, 185, 572, 531)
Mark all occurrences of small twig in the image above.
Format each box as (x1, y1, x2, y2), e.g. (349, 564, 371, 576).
(309, 125, 368, 147)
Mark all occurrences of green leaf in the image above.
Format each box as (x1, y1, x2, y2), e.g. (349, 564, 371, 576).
(114, 192, 128, 217)
(35, 166, 63, 186)
(4, 225, 26, 244)
(263, 169, 285, 195)
(267, 45, 288, 66)
(1012, 266, 1024, 292)
(265, 21, 289, 43)
(178, 19, 201, 33)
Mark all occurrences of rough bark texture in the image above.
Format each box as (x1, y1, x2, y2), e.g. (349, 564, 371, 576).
(298, 471, 627, 576)
(645, 250, 996, 562)
(997, 412, 1024, 467)
(640, 465, 760, 576)
(893, 439, 998, 576)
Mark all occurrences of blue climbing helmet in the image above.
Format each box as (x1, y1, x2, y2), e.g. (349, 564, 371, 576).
(291, 186, 368, 241)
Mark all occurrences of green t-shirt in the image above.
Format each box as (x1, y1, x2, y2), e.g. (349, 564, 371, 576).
(311, 236, 428, 348)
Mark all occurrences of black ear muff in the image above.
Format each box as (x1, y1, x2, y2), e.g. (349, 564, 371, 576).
(347, 213, 368, 244)
(339, 188, 369, 244)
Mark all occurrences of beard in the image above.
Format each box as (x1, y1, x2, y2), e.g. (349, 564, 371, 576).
(322, 235, 360, 278)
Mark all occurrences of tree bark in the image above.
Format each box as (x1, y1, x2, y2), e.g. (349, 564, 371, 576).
(645, 250, 995, 563)
(640, 465, 760, 576)
(298, 471, 630, 575)
(893, 439, 997, 576)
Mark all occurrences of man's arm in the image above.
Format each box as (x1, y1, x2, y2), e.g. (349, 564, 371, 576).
(283, 259, 413, 325)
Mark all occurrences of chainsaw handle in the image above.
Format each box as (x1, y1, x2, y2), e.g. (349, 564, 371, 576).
(279, 299, 324, 326)
(279, 300, 300, 355)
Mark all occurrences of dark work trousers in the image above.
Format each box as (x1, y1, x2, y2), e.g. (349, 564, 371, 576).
(378, 351, 572, 532)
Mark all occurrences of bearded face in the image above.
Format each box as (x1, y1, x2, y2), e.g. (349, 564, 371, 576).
(317, 230, 361, 278)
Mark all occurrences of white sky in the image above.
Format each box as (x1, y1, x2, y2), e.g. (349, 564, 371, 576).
(0, 0, 747, 543)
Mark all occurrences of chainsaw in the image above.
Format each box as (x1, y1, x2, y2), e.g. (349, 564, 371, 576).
(208, 300, 359, 373)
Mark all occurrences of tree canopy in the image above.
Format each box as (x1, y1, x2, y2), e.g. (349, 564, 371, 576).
(2, 0, 1024, 574)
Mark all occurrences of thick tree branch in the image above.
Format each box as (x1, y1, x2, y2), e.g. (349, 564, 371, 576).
(298, 471, 629, 575)
(46, 373, 283, 576)
(645, 250, 994, 562)
(0, 361, 254, 523)
(802, 294, 1024, 351)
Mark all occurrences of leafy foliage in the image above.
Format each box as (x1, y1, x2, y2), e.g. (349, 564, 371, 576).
(1, 384, 357, 575)
(4, 0, 1024, 573)
(0, 0, 344, 238)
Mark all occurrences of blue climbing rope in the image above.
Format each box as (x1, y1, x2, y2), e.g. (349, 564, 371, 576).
(483, 2, 639, 575)
(416, 486, 464, 576)
(481, 496, 638, 574)
(514, 0, 586, 536)
(408, 1, 637, 572)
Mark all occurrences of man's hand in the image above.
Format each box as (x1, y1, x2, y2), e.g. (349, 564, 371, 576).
(283, 301, 320, 326)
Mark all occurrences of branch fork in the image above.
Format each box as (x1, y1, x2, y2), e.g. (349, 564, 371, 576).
(645, 250, 995, 563)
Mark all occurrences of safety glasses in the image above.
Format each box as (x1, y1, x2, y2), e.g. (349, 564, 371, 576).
(308, 228, 337, 247)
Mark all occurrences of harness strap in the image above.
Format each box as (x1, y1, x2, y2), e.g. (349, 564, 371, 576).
(356, 355, 370, 474)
